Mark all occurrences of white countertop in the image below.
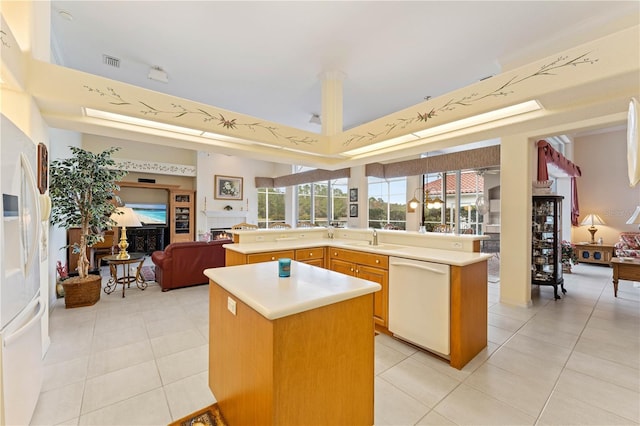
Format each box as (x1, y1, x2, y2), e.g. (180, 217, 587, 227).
(204, 261, 382, 320)
(223, 239, 491, 266)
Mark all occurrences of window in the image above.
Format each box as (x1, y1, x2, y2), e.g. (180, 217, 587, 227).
(257, 187, 285, 228)
(422, 170, 484, 233)
(368, 177, 407, 229)
(296, 178, 348, 227)
(423, 172, 443, 231)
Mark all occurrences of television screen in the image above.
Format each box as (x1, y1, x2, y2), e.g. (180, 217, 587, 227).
(126, 203, 167, 226)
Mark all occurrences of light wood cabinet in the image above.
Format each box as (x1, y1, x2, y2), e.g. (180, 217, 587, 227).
(226, 249, 296, 266)
(575, 243, 614, 265)
(248, 250, 295, 264)
(295, 247, 325, 267)
(209, 277, 375, 425)
(329, 248, 388, 331)
(169, 190, 195, 243)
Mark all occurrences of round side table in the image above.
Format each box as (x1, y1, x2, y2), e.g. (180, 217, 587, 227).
(103, 253, 148, 298)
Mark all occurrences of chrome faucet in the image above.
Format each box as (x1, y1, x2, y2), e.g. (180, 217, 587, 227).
(372, 229, 378, 246)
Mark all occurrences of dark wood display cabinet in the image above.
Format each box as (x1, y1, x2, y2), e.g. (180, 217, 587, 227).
(532, 195, 566, 299)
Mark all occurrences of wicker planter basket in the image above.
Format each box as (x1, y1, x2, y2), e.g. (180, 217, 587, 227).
(62, 275, 101, 308)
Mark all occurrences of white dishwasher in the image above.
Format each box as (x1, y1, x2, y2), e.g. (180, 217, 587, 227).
(388, 257, 450, 356)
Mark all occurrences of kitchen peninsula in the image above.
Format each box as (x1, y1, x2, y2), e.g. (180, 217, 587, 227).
(224, 227, 491, 369)
(205, 261, 381, 426)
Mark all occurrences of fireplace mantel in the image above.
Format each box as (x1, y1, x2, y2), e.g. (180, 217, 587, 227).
(203, 210, 249, 218)
(203, 210, 250, 230)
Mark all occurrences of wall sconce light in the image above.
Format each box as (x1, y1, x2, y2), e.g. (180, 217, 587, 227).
(580, 213, 605, 244)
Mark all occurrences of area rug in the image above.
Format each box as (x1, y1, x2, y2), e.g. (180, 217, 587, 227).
(168, 403, 227, 426)
(140, 265, 155, 282)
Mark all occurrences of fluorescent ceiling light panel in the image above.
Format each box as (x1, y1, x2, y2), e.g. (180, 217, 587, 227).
(413, 100, 542, 138)
(84, 108, 203, 136)
(343, 100, 542, 157)
(85, 109, 287, 149)
(341, 134, 419, 157)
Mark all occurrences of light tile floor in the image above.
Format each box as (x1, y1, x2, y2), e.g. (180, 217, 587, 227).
(31, 260, 640, 425)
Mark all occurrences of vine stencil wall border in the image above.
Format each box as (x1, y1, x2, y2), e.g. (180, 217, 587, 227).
(112, 157, 196, 177)
(341, 53, 599, 147)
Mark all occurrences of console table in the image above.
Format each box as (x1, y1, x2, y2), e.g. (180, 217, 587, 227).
(575, 243, 615, 265)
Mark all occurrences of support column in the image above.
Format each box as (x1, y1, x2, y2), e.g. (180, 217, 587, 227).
(320, 71, 345, 136)
(500, 135, 534, 307)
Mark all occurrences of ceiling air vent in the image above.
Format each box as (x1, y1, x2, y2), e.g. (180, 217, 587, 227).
(102, 54, 120, 68)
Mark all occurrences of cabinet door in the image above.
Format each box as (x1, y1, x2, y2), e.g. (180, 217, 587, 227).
(247, 250, 295, 264)
(328, 258, 356, 277)
(357, 264, 388, 328)
(295, 248, 324, 268)
(301, 258, 325, 268)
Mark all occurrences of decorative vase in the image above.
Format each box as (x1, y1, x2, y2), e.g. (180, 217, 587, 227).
(62, 274, 101, 308)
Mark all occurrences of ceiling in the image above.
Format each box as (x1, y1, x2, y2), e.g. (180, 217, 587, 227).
(50, 1, 637, 132)
(16, 1, 640, 167)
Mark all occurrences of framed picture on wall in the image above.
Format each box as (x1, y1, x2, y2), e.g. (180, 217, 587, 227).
(349, 203, 358, 218)
(349, 188, 358, 202)
(37, 143, 48, 194)
(214, 175, 243, 200)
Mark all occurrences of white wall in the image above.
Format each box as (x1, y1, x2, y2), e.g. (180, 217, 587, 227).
(47, 129, 81, 308)
(195, 151, 288, 231)
(573, 129, 639, 244)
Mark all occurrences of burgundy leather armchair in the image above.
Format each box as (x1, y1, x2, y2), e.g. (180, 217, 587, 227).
(151, 240, 230, 291)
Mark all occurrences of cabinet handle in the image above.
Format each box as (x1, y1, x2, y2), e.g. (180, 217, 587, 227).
(334, 252, 338, 256)
(309, 252, 313, 256)
(375, 259, 380, 264)
(271, 256, 275, 260)
(350, 268, 354, 272)
(355, 269, 359, 274)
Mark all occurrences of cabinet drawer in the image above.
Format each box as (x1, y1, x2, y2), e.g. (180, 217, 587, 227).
(329, 248, 388, 269)
(247, 250, 295, 264)
(295, 248, 324, 261)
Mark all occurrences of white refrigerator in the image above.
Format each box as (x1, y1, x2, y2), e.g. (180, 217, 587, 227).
(0, 114, 44, 425)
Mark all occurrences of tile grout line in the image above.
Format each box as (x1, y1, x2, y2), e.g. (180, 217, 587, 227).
(532, 274, 609, 425)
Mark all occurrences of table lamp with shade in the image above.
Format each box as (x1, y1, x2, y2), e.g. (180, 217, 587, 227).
(110, 206, 142, 259)
(580, 213, 605, 244)
(627, 206, 640, 230)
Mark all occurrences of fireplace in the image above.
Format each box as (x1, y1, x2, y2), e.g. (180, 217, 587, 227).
(210, 228, 232, 241)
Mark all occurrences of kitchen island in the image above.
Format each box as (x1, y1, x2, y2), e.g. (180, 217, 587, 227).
(205, 261, 381, 426)
(224, 229, 490, 369)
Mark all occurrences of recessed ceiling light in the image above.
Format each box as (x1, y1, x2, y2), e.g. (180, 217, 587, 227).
(58, 10, 73, 21)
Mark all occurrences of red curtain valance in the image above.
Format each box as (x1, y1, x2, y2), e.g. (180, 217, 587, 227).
(536, 140, 582, 180)
(536, 140, 581, 226)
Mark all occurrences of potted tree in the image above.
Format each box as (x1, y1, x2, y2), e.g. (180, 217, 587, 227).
(49, 146, 127, 308)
